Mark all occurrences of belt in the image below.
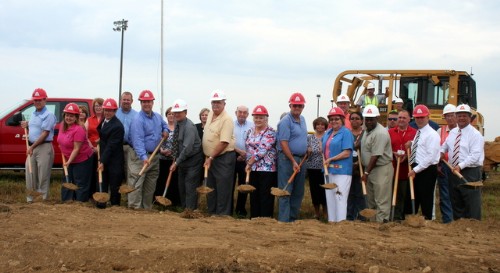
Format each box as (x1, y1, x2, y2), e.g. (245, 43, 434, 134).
(292, 154, 305, 157)
(28, 141, 52, 146)
(411, 163, 418, 168)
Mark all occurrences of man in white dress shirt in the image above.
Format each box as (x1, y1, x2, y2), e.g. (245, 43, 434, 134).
(440, 104, 484, 220)
(407, 105, 440, 220)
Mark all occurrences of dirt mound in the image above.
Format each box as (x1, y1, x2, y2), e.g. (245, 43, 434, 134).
(0, 202, 499, 273)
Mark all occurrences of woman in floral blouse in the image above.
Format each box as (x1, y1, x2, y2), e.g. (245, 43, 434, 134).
(306, 117, 328, 220)
(245, 105, 277, 218)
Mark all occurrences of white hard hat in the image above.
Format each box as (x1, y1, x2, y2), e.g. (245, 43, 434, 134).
(455, 104, 471, 114)
(367, 82, 375, 89)
(210, 90, 227, 101)
(442, 104, 456, 115)
(363, 105, 380, 117)
(394, 98, 404, 104)
(171, 99, 188, 112)
(336, 94, 350, 103)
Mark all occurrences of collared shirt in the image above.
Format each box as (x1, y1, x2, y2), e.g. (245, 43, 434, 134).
(344, 112, 352, 130)
(276, 112, 308, 156)
(86, 115, 101, 147)
(245, 126, 277, 172)
(389, 126, 417, 180)
(360, 123, 393, 168)
(322, 126, 354, 175)
(28, 106, 56, 143)
(129, 110, 169, 161)
(202, 110, 235, 156)
(175, 118, 202, 166)
(437, 125, 454, 161)
(234, 119, 254, 150)
(57, 124, 94, 164)
(440, 124, 484, 169)
(116, 108, 138, 143)
(412, 124, 440, 173)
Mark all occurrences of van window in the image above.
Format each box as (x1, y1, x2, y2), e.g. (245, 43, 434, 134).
(21, 103, 58, 122)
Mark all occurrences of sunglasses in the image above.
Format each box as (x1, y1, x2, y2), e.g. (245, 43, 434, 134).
(329, 117, 341, 122)
(291, 104, 304, 108)
(388, 118, 398, 121)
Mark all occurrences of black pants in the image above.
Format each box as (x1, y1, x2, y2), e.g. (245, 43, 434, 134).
(98, 164, 124, 206)
(155, 159, 180, 207)
(249, 171, 277, 218)
(413, 164, 437, 220)
(347, 173, 366, 220)
(450, 166, 482, 220)
(233, 159, 248, 216)
(306, 169, 326, 206)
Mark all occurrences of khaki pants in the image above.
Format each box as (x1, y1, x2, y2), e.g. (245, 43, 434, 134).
(365, 163, 394, 222)
(126, 148, 159, 209)
(26, 143, 54, 202)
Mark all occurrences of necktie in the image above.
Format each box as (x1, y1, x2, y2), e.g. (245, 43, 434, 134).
(451, 129, 461, 167)
(409, 130, 420, 165)
(171, 124, 180, 158)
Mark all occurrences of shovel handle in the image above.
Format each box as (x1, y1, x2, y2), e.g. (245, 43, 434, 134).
(61, 154, 69, 177)
(356, 149, 368, 196)
(245, 169, 250, 183)
(204, 163, 208, 178)
(441, 159, 469, 183)
(137, 137, 167, 176)
(97, 144, 103, 184)
(24, 128, 33, 174)
(392, 156, 401, 207)
(287, 154, 308, 184)
(406, 148, 415, 201)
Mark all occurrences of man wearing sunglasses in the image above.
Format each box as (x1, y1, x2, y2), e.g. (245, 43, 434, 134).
(386, 110, 399, 130)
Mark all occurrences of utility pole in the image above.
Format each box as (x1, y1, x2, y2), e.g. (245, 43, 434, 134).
(316, 94, 321, 117)
(113, 19, 128, 102)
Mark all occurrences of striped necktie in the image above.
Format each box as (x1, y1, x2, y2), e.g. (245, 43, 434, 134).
(409, 129, 420, 165)
(451, 129, 462, 167)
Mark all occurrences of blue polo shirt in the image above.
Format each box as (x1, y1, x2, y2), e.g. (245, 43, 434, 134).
(322, 126, 354, 175)
(28, 106, 56, 143)
(234, 119, 254, 150)
(116, 108, 138, 143)
(129, 110, 168, 161)
(276, 112, 307, 156)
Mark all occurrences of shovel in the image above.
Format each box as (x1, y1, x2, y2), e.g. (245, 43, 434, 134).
(196, 163, 214, 194)
(441, 159, 483, 187)
(271, 154, 308, 197)
(155, 166, 174, 206)
(320, 155, 338, 190)
(24, 128, 42, 198)
(119, 137, 165, 194)
(390, 156, 401, 221)
(61, 154, 79, 191)
(404, 148, 426, 227)
(357, 149, 376, 218)
(93, 145, 110, 203)
(237, 169, 256, 193)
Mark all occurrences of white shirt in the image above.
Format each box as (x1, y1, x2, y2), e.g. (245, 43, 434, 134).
(440, 124, 484, 169)
(413, 124, 440, 173)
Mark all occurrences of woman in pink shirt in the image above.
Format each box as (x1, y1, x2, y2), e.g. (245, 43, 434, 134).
(58, 103, 94, 202)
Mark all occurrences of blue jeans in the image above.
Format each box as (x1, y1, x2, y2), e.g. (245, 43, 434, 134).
(437, 162, 453, 223)
(61, 155, 93, 202)
(278, 153, 306, 222)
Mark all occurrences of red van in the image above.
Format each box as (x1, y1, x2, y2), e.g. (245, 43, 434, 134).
(0, 98, 94, 169)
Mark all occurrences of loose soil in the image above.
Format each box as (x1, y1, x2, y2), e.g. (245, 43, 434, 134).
(0, 201, 499, 273)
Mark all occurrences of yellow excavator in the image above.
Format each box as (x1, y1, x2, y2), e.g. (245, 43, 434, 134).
(331, 69, 498, 171)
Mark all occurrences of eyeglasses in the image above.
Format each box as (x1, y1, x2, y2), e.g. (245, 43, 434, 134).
(388, 118, 398, 121)
(329, 117, 341, 122)
(350, 117, 361, 120)
(291, 104, 304, 108)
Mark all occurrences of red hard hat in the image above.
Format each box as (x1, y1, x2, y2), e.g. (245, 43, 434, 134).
(32, 88, 47, 100)
(138, 90, 155, 101)
(413, 104, 430, 117)
(63, 103, 80, 115)
(102, 98, 118, 110)
(288, 92, 306, 105)
(327, 107, 345, 118)
(252, 105, 269, 116)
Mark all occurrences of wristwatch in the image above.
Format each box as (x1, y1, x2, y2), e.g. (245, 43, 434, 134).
(364, 171, 370, 175)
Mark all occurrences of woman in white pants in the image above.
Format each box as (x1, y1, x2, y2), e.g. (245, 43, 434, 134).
(322, 107, 354, 222)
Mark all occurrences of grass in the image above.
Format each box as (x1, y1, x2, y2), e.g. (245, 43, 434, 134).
(0, 169, 498, 221)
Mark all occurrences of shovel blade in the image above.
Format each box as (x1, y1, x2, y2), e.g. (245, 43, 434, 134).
(119, 184, 137, 194)
(270, 187, 290, 197)
(237, 184, 256, 193)
(155, 196, 172, 206)
(93, 192, 110, 203)
(320, 183, 338, 190)
(359, 208, 377, 218)
(196, 186, 214, 194)
(62, 182, 79, 191)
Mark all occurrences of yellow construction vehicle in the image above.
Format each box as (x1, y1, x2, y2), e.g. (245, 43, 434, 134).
(332, 69, 497, 171)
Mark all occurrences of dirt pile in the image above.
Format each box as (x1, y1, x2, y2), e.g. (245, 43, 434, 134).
(0, 202, 499, 273)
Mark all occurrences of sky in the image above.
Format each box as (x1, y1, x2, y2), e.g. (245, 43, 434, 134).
(1, 0, 499, 140)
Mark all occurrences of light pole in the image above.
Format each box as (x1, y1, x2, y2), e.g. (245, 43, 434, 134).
(113, 19, 128, 102)
(330, 99, 334, 108)
(316, 94, 321, 117)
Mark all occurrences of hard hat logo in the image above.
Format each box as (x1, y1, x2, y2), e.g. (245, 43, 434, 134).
(256, 107, 262, 113)
(294, 96, 300, 102)
(34, 92, 40, 97)
(417, 109, 422, 114)
(68, 106, 74, 111)
(214, 93, 219, 98)
(174, 104, 179, 108)
(367, 109, 372, 114)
